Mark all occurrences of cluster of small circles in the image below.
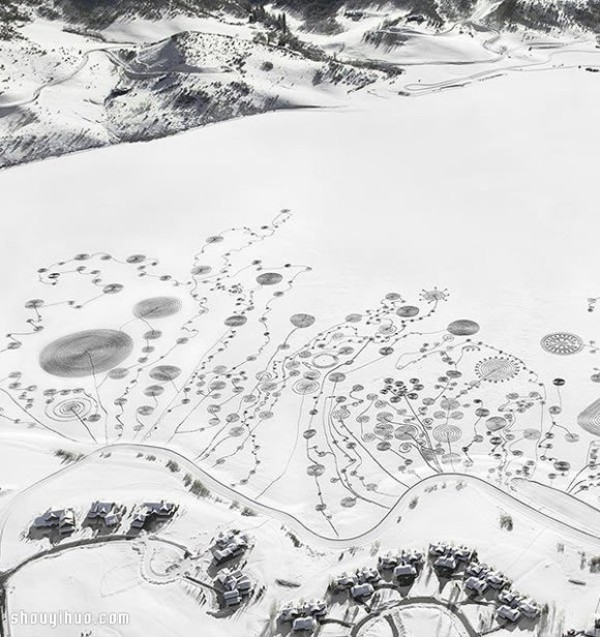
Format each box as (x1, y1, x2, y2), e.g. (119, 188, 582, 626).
(25, 238, 597, 515)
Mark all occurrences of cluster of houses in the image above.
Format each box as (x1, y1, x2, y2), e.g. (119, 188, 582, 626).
(208, 530, 253, 608)
(329, 548, 424, 604)
(429, 542, 476, 577)
(31, 500, 178, 538)
(378, 549, 424, 586)
(428, 542, 541, 625)
(279, 599, 328, 633)
(461, 557, 540, 624)
(331, 566, 379, 601)
(211, 530, 250, 565)
(214, 568, 254, 607)
(273, 541, 544, 634)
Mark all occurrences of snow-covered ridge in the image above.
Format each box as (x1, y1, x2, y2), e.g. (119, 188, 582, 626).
(1, 2, 600, 169)
(267, 0, 600, 34)
(5, 0, 600, 36)
(0, 17, 394, 169)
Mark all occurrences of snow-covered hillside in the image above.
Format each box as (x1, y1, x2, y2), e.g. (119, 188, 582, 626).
(1, 0, 600, 169)
(0, 17, 392, 169)
(269, 0, 600, 34)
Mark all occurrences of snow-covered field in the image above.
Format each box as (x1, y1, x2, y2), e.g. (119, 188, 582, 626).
(2, 9, 600, 636)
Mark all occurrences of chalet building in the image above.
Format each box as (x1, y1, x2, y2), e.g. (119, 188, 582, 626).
(131, 511, 148, 529)
(378, 554, 399, 570)
(299, 600, 327, 618)
(518, 600, 541, 619)
(433, 554, 457, 577)
(497, 605, 521, 623)
(32, 508, 76, 535)
(130, 500, 177, 530)
(215, 567, 254, 608)
(464, 576, 488, 597)
(465, 562, 489, 579)
(403, 549, 424, 565)
(356, 566, 380, 584)
(292, 617, 316, 632)
(212, 535, 248, 564)
(87, 501, 120, 527)
(394, 563, 417, 586)
(279, 606, 299, 623)
(280, 600, 327, 624)
(350, 582, 375, 600)
(223, 589, 241, 607)
(143, 501, 177, 517)
(485, 571, 508, 590)
(498, 590, 519, 607)
(429, 542, 448, 557)
(453, 546, 474, 562)
(332, 574, 357, 591)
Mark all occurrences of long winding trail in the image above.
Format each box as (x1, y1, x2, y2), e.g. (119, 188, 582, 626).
(1, 442, 600, 561)
(0, 46, 121, 112)
(400, 36, 600, 96)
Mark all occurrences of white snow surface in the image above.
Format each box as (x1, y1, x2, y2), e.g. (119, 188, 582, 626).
(1, 11, 600, 637)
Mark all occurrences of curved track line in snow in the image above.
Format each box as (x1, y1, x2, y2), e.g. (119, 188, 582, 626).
(352, 599, 475, 637)
(2, 442, 600, 560)
(0, 44, 227, 114)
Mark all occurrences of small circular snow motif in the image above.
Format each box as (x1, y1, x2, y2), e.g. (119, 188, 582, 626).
(447, 319, 480, 336)
(485, 416, 507, 432)
(293, 379, 320, 395)
(475, 357, 520, 383)
(48, 396, 95, 422)
(432, 424, 462, 443)
(540, 332, 584, 355)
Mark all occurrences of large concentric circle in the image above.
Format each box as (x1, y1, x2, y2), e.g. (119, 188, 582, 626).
(40, 330, 133, 377)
